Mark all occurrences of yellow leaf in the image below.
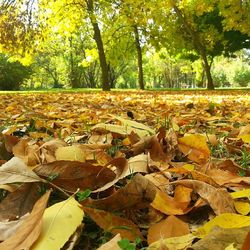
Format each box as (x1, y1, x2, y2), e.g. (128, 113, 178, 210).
(31, 197, 84, 250)
(122, 137, 131, 146)
(55, 146, 85, 162)
(151, 190, 186, 215)
(238, 134, 250, 144)
(178, 134, 210, 164)
(148, 233, 195, 250)
(183, 164, 195, 171)
(225, 243, 237, 250)
(234, 201, 250, 215)
(194, 213, 250, 238)
(231, 189, 250, 199)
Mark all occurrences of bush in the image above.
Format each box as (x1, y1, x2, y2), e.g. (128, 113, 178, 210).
(212, 71, 228, 87)
(0, 54, 32, 90)
(233, 68, 250, 87)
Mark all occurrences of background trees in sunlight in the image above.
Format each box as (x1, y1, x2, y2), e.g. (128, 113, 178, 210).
(0, 0, 249, 90)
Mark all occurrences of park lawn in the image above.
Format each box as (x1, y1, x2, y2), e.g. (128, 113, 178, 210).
(0, 89, 250, 249)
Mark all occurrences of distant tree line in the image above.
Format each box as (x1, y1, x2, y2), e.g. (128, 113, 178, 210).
(0, 0, 250, 90)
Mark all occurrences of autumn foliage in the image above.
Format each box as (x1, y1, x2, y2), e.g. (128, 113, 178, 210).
(0, 90, 250, 249)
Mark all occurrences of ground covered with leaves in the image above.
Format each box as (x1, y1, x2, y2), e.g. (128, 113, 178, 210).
(0, 90, 250, 250)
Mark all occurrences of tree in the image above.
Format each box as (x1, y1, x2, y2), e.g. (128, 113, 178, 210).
(0, 0, 43, 64)
(151, 0, 250, 89)
(0, 54, 32, 90)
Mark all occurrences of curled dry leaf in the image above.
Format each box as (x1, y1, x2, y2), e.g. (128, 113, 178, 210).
(39, 139, 67, 164)
(172, 179, 236, 215)
(0, 191, 51, 250)
(83, 206, 142, 242)
(132, 135, 168, 161)
(82, 174, 157, 211)
(12, 139, 40, 166)
(92, 157, 128, 193)
(127, 154, 149, 175)
(34, 160, 116, 193)
(0, 157, 42, 185)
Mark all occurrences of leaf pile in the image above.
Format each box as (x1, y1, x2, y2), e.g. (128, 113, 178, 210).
(0, 90, 250, 249)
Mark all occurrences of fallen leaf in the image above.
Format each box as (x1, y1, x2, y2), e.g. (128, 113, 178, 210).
(191, 225, 250, 250)
(55, 145, 86, 162)
(147, 233, 195, 250)
(12, 139, 40, 166)
(0, 157, 42, 185)
(178, 134, 210, 164)
(147, 215, 190, 244)
(127, 154, 149, 175)
(0, 183, 41, 221)
(194, 213, 250, 238)
(97, 234, 121, 250)
(0, 214, 29, 241)
(0, 191, 51, 250)
(83, 207, 142, 241)
(34, 160, 115, 193)
(92, 158, 128, 193)
(242, 231, 250, 250)
(151, 189, 187, 215)
(92, 123, 148, 138)
(111, 115, 155, 135)
(31, 197, 84, 250)
(234, 201, 250, 215)
(231, 189, 250, 199)
(172, 179, 236, 215)
(82, 174, 156, 211)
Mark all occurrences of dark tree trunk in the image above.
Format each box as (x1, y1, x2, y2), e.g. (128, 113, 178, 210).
(86, 0, 110, 91)
(133, 25, 144, 90)
(200, 48, 214, 90)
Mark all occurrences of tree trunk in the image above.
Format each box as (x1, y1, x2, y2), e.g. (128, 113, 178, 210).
(133, 25, 144, 90)
(200, 49, 214, 90)
(69, 37, 78, 88)
(86, 0, 110, 91)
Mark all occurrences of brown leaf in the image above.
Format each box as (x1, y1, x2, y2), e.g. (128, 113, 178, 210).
(172, 179, 236, 215)
(132, 135, 168, 161)
(12, 139, 40, 166)
(0, 191, 51, 250)
(92, 157, 128, 193)
(82, 174, 157, 211)
(0, 183, 41, 221)
(242, 231, 250, 250)
(83, 207, 142, 241)
(34, 161, 116, 193)
(3, 135, 19, 153)
(148, 215, 190, 245)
